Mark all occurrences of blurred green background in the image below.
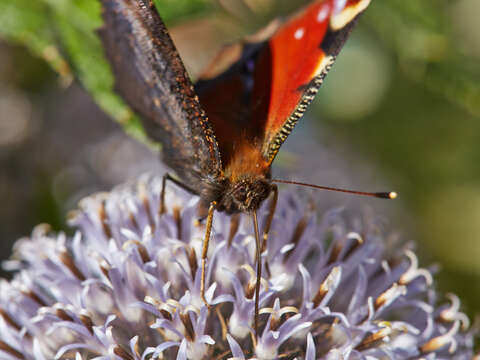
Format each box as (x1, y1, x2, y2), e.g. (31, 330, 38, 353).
(0, 0, 479, 323)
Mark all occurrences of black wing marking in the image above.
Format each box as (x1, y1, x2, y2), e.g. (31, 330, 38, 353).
(99, 0, 222, 191)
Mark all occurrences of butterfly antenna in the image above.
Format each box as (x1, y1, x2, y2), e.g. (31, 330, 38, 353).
(271, 179, 397, 199)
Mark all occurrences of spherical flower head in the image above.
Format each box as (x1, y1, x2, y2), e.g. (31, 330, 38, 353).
(0, 175, 476, 359)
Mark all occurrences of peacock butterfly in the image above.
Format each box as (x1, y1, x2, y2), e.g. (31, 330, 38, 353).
(98, 0, 393, 335)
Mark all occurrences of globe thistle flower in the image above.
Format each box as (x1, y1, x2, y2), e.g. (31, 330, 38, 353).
(0, 175, 475, 359)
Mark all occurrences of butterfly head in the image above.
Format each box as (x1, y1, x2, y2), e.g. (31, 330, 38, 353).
(218, 176, 272, 214)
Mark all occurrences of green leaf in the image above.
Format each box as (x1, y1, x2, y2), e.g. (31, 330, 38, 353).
(47, 0, 150, 144)
(0, 0, 211, 147)
(0, 0, 72, 84)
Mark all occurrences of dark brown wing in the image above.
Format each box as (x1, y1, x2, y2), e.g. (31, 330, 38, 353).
(195, 40, 272, 170)
(196, 0, 371, 167)
(98, 0, 222, 191)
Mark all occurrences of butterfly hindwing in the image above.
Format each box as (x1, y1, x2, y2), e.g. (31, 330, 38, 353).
(195, 41, 270, 168)
(99, 0, 222, 191)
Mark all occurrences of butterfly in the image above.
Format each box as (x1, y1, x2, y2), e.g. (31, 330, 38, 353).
(98, 0, 391, 335)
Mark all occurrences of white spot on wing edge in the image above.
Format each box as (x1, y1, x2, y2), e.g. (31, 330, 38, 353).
(317, 3, 330, 23)
(334, 0, 348, 14)
(294, 27, 305, 39)
(330, 0, 371, 31)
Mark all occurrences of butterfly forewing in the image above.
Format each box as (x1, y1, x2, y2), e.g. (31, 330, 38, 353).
(99, 0, 222, 191)
(196, 0, 371, 166)
(261, 0, 371, 163)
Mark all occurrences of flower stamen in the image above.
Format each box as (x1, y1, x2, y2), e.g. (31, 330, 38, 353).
(374, 283, 406, 310)
(180, 312, 196, 342)
(173, 205, 183, 240)
(438, 293, 470, 330)
(420, 320, 460, 354)
(260, 300, 298, 331)
(283, 215, 309, 263)
(113, 344, 135, 360)
(99, 258, 112, 280)
(241, 264, 268, 299)
(21, 288, 47, 307)
(138, 182, 155, 232)
(398, 250, 433, 286)
(99, 200, 112, 239)
(355, 323, 393, 351)
(79, 310, 94, 334)
(54, 305, 74, 322)
(123, 240, 151, 263)
(188, 246, 198, 279)
(341, 232, 364, 260)
(0, 341, 24, 359)
(0, 307, 21, 331)
(312, 266, 341, 308)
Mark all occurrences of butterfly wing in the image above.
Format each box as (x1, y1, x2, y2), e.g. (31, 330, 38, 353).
(196, 0, 371, 167)
(195, 40, 272, 170)
(261, 0, 371, 164)
(99, 0, 222, 191)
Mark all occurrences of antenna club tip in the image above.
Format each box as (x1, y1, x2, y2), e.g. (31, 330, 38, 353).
(374, 191, 398, 199)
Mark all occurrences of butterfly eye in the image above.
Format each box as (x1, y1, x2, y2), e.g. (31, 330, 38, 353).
(234, 186, 247, 203)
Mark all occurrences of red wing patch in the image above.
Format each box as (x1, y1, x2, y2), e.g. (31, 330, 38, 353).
(195, 0, 371, 171)
(261, 0, 371, 163)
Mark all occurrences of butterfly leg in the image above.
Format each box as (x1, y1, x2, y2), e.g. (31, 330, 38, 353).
(160, 172, 197, 214)
(261, 184, 278, 253)
(252, 210, 261, 337)
(200, 201, 216, 306)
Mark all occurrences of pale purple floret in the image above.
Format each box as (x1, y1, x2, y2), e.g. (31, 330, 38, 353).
(0, 175, 475, 359)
